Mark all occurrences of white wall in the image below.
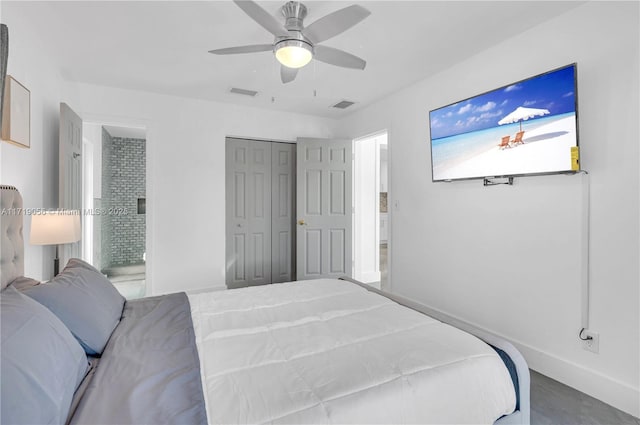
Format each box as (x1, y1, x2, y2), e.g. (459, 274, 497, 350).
(63, 82, 336, 295)
(0, 6, 63, 280)
(336, 2, 639, 417)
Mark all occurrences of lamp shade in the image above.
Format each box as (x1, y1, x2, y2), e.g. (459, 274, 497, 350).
(30, 211, 81, 245)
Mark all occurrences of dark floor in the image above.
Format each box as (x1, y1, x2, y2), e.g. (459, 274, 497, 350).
(531, 370, 639, 425)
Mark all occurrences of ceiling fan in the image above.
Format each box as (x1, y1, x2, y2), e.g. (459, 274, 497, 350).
(209, 0, 371, 84)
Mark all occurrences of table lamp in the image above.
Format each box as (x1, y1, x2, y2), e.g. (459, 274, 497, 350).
(30, 211, 81, 276)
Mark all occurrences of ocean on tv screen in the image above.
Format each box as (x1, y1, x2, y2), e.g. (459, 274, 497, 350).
(430, 65, 577, 181)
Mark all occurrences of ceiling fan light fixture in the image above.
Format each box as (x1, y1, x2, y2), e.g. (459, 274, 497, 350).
(275, 39, 313, 69)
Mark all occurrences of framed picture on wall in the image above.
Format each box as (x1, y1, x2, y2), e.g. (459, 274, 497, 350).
(1, 75, 30, 148)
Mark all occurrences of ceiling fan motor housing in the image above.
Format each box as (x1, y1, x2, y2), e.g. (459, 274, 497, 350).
(281, 1, 307, 32)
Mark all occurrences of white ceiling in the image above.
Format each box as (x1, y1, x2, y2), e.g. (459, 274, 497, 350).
(6, 1, 582, 118)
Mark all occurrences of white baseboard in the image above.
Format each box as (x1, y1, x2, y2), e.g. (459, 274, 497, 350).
(511, 340, 640, 418)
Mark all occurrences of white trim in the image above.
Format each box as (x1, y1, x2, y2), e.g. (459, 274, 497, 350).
(81, 138, 94, 264)
(386, 128, 393, 292)
(514, 340, 640, 418)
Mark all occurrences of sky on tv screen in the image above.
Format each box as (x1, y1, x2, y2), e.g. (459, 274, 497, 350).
(430, 66, 576, 141)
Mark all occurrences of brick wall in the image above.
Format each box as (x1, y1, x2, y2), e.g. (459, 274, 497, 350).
(101, 128, 146, 268)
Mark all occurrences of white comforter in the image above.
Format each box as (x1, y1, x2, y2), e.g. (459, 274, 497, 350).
(188, 279, 516, 424)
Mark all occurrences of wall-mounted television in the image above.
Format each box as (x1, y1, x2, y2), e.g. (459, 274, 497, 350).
(429, 64, 579, 182)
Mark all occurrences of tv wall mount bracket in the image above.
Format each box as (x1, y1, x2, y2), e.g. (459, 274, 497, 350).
(483, 177, 514, 186)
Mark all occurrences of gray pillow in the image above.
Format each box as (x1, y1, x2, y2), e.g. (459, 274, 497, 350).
(23, 258, 126, 355)
(9, 275, 40, 291)
(1, 285, 88, 425)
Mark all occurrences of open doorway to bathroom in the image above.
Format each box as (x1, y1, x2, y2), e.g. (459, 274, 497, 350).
(82, 123, 147, 299)
(353, 131, 389, 291)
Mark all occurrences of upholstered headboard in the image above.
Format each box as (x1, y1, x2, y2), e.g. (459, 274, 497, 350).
(1, 185, 24, 289)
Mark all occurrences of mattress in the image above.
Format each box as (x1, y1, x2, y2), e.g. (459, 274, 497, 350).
(189, 279, 516, 424)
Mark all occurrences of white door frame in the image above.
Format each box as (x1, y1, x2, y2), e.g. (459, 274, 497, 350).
(353, 134, 381, 284)
(81, 137, 94, 264)
(353, 129, 391, 290)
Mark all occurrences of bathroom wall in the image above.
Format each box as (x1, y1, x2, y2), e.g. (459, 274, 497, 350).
(100, 127, 146, 268)
(107, 136, 146, 266)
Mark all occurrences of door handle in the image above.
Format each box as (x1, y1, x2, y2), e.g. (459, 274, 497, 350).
(298, 219, 306, 226)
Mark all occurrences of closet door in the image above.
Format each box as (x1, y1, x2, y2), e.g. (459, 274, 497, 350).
(271, 143, 296, 283)
(226, 139, 272, 288)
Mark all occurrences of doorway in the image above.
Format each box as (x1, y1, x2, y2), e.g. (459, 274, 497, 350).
(82, 123, 147, 299)
(353, 131, 389, 291)
(225, 137, 296, 288)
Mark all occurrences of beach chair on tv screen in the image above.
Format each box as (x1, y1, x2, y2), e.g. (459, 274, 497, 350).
(498, 135, 511, 149)
(511, 131, 525, 146)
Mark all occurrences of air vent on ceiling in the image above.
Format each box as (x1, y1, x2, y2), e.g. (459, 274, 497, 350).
(230, 87, 258, 97)
(332, 100, 355, 109)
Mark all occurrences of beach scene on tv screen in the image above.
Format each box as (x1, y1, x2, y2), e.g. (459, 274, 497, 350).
(430, 65, 577, 181)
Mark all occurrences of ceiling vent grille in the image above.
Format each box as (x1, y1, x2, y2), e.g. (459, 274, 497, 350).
(332, 100, 355, 109)
(230, 87, 258, 97)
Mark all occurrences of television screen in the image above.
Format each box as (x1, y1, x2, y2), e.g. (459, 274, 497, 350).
(429, 64, 578, 182)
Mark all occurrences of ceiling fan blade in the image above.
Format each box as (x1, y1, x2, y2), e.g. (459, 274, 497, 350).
(314, 45, 366, 70)
(209, 44, 273, 55)
(281, 66, 298, 84)
(233, 0, 289, 37)
(302, 5, 370, 44)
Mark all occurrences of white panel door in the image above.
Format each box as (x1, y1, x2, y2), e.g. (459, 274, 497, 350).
(296, 138, 352, 280)
(226, 139, 272, 288)
(271, 143, 296, 283)
(59, 103, 82, 267)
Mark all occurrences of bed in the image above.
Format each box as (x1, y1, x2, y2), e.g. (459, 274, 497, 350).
(0, 185, 530, 425)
